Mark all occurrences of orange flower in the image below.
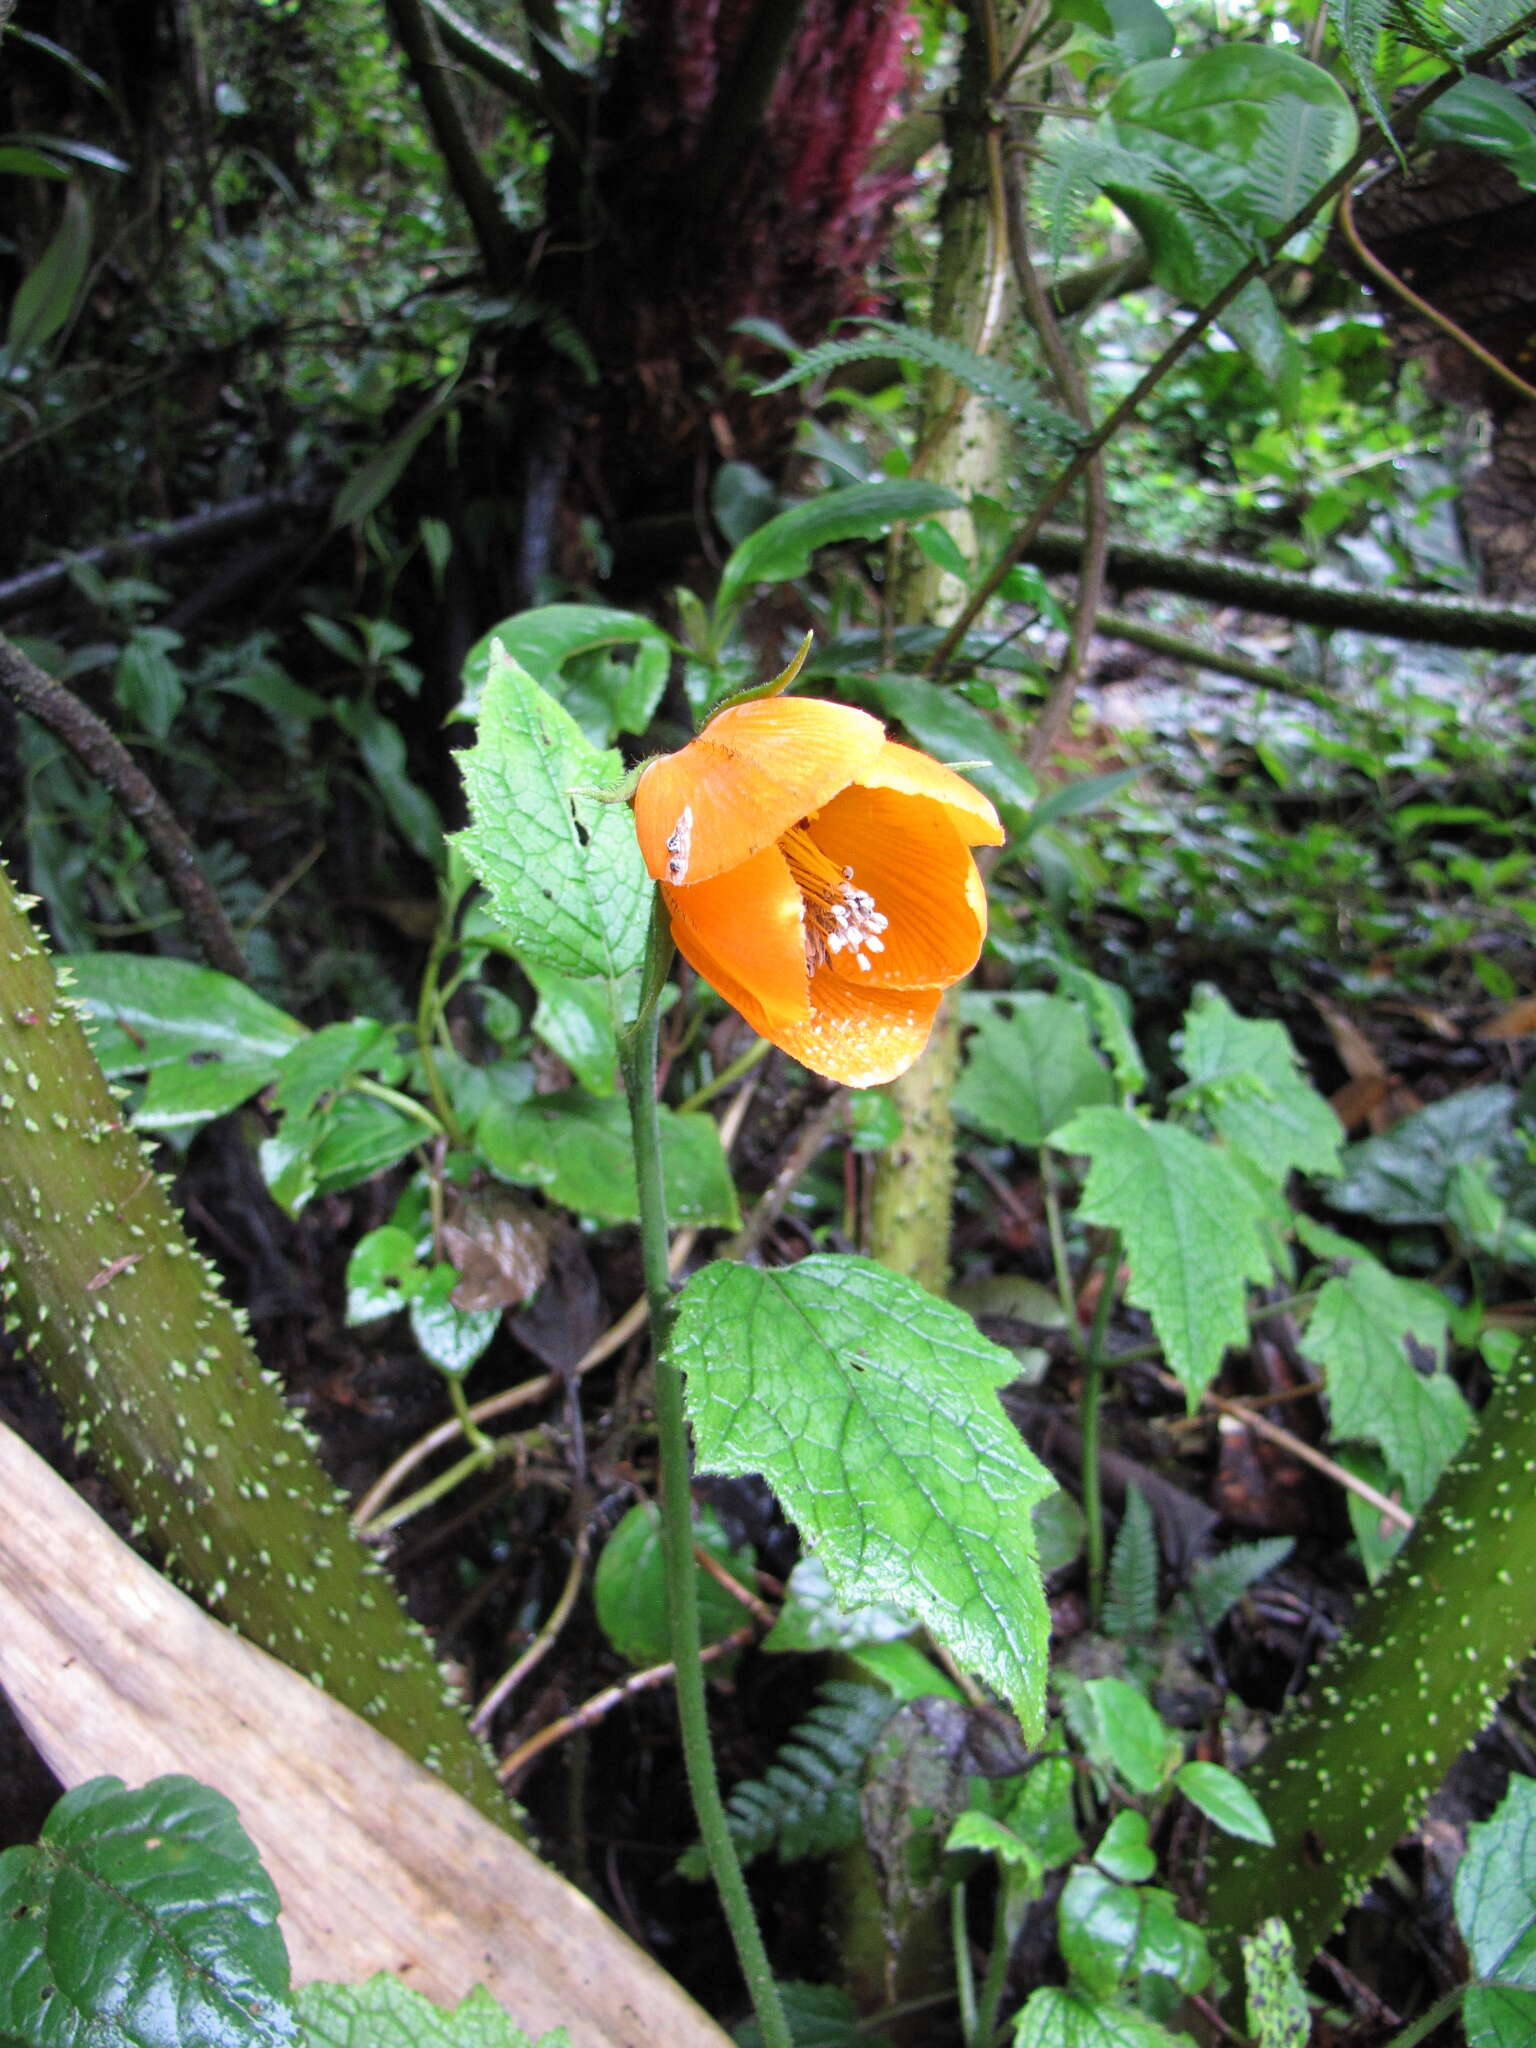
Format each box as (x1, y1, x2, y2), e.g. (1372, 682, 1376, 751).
(633, 695, 1003, 1087)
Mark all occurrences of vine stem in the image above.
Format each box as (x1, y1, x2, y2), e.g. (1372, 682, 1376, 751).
(618, 904, 793, 2048)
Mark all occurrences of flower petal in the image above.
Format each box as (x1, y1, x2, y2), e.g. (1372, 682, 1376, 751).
(772, 971, 945, 1088)
(853, 740, 1004, 847)
(662, 843, 811, 1029)
(804, 785, 987, 990)
(635, 698, 886, 885)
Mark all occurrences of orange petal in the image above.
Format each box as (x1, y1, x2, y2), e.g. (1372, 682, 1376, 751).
(662, 843, 811, 1029)
(853, 740, 1004, 847)
(805, 785, 987, 991)
(773, 971, 945, 1088)
(634, 698, 886, 886)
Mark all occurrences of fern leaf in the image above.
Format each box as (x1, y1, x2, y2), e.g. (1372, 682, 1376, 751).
(1035, 131, 1119, 275)
(1337, 0, 1407, 151)
(676, 1681, 898, 1879)
(1171, 1537, 1294, 1643)
(1102, 1484, 1161, 1637)
(1245, 99, 1357, 229)
(1438, 0, 1536, 55)
(751, 320, 1082, 450)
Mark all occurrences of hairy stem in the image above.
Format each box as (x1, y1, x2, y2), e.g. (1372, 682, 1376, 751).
(1199, 1340, 1536, 1983)
(619, 932, 791, 2048)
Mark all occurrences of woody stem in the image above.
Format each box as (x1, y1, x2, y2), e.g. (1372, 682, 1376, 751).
(619, 905, 792, 2048)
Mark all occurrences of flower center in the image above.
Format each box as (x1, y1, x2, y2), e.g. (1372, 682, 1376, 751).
(780, 824, 889, 975)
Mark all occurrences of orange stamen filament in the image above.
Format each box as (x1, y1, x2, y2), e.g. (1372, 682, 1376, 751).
(780, 824, 889, 975)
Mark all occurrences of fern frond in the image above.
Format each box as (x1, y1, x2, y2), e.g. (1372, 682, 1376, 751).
(1035, 131, 1119, 275)
(1102, 1485, 1161, 1638)
(750, 319, 1082, 450)
(676, 1682, 898, 1879)
(1244, 99, 1357, 228)
(1171, 1537, 1294, 1643)
(1337, 0, 1409, 147)
(1438, 0, 1536, 56)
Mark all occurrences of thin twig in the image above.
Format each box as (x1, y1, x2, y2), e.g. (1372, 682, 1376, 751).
(1338, 183, 1536, 409)
(924, 6, 1536, 680)
(692, 1542, 779, 1629)
(1153, 1369, 1415, 1532)
(496, 1623, 756, 1784)
(728, 1089, 846, 1259)
(0, 633, 249, 980)
(470, 1520, 591, 1732)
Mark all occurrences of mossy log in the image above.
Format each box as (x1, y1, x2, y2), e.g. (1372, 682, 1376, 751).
(1198, 1341, 1536, 1981)
(0, 864, 512, 1829)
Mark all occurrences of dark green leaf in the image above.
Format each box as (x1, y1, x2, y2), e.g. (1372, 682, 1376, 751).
(593, 1500, 755, 1667)
(0, 1775, 296, 2048)
(67, 953, 305, 1130)
(1328, 1087, 1520, 1224)
(6, 181, 91, 360)
(716, 482, 962, 614)
(852, 672, 1037, 818)
(477, 1090, 739, 1228)
(458, 605, 672, 744)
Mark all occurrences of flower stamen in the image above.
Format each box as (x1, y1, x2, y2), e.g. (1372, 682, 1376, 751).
(781, 825, 889, 976)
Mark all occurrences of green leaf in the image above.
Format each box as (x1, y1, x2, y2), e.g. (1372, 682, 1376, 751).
(762, 1551, 917, 1655)
(956, 993, 1114, 1147)
(671, 1256, 1056, 1733)
(1176, 988, 1342, 1182)
(1096, 1811, 1157, 1883)
(5, 180, 91, 361)
(1329, 1086, 1520, 1224)
(849, 672, 1037, 819)
(1295, 1234, 1469, 1505)
(1055, 965, 1146, 1098)
(1174, 1761, 1275, 1845)
(333, 700, 444, 865)
(1097, 0, 1176, 63)
(345, 1224, 425, 1323)
(1058, 1867, 1212, 1999)
(1028, 767, 1142, 833)
(114, 626, 185, 739)
(1459, 1774, 1536, 2048)
(455, 650, 650, 1003)
(258, 1094, 422, 1215)
(1051, 1107, 1276, 1403)
(458, 604, 672, 744)
(298, 1974, 566, 2048)
(1013, 1985, 1194, 2048)
(846, 1638, 965, 1701)
(715, 481, 963, 615)
(1169, 1536, 1293, 1643)
(1080, 1676, 1177, 1795)
(0, 1775, 297, 2048)
(524, 962, 618, 1096)
(68, 952, 305, 1129)
(593, 1500, 755, 1668)
(330, 366, 460, 528)
(409, 1266, 501, 1379)
(271, 1019, 393, 1120)
(477, 1090, 739, 1228)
